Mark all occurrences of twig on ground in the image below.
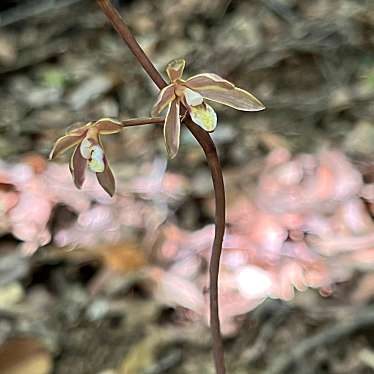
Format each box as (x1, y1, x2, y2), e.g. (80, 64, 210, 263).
(266, 307, 374, 374)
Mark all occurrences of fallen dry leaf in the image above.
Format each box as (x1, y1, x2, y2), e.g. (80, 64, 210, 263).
(0, 337, 52, 374)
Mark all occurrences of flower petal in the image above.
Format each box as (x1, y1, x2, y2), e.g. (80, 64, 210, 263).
(183, 87, 204, 107)
(71, 144, 87, 189)
(185, 73, 235, 90)
(49, 134, 83, 160)
(151, 84, 176, 116)
(166, 59, 185, 82)
(80, 137, 93, 159)
(164, 100, 180, 159)
(189, 103, 217, 132)
(96, 156, 115, 197)
(95, 118, 122, 134)
(196, 87, 265, 111)
(88, 145, 105, 173)
(68, 122, 93, 136)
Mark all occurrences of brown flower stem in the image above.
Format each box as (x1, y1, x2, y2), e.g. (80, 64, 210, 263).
(184, 117, 226, 373)
(120, 117, 165, 127)
(97, 1, 226, 373)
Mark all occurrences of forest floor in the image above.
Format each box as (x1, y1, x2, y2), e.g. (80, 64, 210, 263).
(0, 0, 374, 373)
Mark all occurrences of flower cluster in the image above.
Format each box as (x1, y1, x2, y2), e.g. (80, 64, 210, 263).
(49, 118, 122, 196)
(50, 60, 265, 194)
(152, 59, 265, 158)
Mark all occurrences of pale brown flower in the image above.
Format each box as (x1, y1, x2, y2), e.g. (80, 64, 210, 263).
(152, 59, 265, 158)
(49, 118, 122, 196)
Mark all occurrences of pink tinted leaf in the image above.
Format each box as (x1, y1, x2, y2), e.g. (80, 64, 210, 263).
(197, 87, 265, 111)
(71, 145, 87, 189)
(166, 59, 185, 82)
(185, 73, 235, 90)
(164, 100, 181, 159)
(95, 118, 122, 134)
(49, 134, 83, 160)
(151, 268, 205, 314)
(151, 84, 176, 116)
(96, 156, 116, 197)
(236, 266, 272, 299)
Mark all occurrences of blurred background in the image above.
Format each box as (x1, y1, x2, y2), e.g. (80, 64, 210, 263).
(0, 0, 374, 373)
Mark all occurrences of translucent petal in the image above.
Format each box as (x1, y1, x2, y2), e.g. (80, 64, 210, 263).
(96, 156, 116, 197)
(166, 59, 185, 82)
(185, 73, 235, 90)
(80, 137, 93, 159)
(189, 103, 217, 132)
(71, 145, 87, 189)
(88, 145, 105, 173)
(49, 134, 83, 160)
(183, 87, 204, 107)
(196, 87, 265, 111)
(151, 84, 176, 116)
(95, 118, 122, 134)
(164, 100, 180, 159)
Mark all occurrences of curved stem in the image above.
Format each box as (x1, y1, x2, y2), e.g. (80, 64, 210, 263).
(185, 118, 226, 373)
(97, 2, 226, 373)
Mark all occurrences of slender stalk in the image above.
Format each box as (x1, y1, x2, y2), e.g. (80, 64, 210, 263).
(97, 1, 226, 373)
(184, 118, 226, 372)
(120, 117, 164, 127)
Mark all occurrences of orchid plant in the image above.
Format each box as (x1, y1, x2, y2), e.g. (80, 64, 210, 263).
(50, 1, 265, 373)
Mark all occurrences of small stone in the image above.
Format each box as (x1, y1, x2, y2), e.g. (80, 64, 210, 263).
(0, 282, 24, 308)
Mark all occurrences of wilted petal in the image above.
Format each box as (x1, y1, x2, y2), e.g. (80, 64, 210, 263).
(197, 87, 265, 111)
(151, 84, 176, 116)
(183, 87, 204, 106)
(96, 156, 116, 197)
(185, 73, 235, 90)
(71, 145, 87, 189)
(95, 118, 122, 134)
(88, 145, 105, 173)
(189, 102, 217, 132)
(166, 59, 185, 82)
(49, 134, 83, 160)
(164, 100, 180, 159)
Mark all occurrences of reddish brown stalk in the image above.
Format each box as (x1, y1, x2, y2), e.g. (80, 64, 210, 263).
(120, 117, 164, 127)
(97, 1, 226, 373)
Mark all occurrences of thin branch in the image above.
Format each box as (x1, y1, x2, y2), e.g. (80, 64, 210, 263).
(96, 1, 226, 373)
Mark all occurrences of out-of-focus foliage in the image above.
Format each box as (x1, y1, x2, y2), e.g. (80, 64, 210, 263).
(0, 156, 187, 253)
(2, 149, 374, 335)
